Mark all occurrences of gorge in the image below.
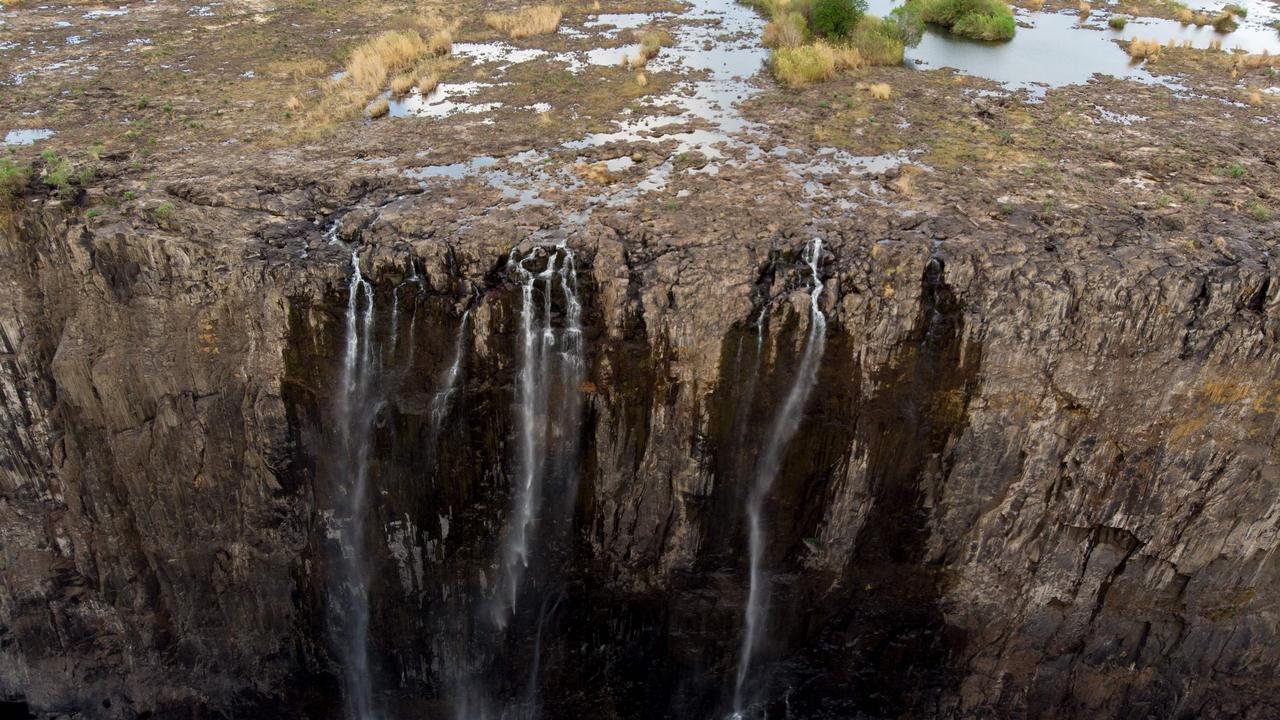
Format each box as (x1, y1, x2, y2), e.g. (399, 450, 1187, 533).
(1, 0, 1279, 718)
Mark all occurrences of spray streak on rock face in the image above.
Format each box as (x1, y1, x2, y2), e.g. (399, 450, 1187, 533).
(332, 247, 379, 720)
(732, 238, 828, 718)
(450, 244, 586, 720)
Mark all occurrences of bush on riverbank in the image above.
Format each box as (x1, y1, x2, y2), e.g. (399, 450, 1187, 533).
(911, 0, 1016, 41)
(811, 0, 867, 39)
(745, 0, 921, 85)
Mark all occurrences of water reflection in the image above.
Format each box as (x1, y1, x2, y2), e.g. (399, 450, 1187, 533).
(863, 0, 1278, 94)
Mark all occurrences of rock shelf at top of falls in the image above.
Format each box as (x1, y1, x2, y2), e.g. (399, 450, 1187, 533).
(1, 0, 1279, 719)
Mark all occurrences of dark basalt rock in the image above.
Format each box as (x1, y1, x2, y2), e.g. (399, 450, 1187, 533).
(1, 185, 1277, 719)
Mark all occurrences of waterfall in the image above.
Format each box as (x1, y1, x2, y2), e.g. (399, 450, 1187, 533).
(732, 238, 828, 718)
(491, 244, 584, 627)
(431, 307, 471, 430)
(335, 247, 380, 720)
(454, 243, 583, 720)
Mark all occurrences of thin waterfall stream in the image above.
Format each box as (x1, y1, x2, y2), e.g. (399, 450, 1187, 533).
(334, 246, 380, 720)
(732, 238, 828, 718)
(451, 243, 585, 720)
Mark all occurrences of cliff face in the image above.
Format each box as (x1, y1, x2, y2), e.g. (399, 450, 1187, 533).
(1, 180, 1278, 719)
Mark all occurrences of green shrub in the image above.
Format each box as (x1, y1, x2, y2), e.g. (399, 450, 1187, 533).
(0, 158, 30, 197)
(1223, 3, 1246, 17)
(913, 0, 1016, 40)
(153, 201, 175, 219)
(890, 2, 926, 46)
(810, 0, 867, 38)
(849, 15, 910, 64)
(1108, 15, 1127, 29)
(39, 150, 74, 196)
(1212, 12, 1237, 32)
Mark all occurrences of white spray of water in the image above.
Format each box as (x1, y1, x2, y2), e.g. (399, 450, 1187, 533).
(459, 243, 583, 720)
(431, 307, 472, 429)
(337, 247, 379, 720)
(732, 238, 827, 718)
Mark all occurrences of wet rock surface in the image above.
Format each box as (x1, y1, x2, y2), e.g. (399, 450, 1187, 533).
(1, 0, 1279, 719)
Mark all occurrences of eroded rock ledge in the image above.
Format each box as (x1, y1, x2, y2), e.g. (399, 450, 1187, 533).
(1, 176, 1278, 719)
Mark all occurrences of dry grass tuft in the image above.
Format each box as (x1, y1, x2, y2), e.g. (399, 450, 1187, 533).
(286, 95, 303, 111)
(346, 31, 429, 92)
(575, 161, 619, 184)
(773, 42, 838, 85)
(888, 165, 923, 194)
(268, 58, 329, 80)
(1247, 90, 1263, 105)
(1234, 51, 1279, 70)
(367, 96, 390, 118)
(390, 74, 416, 96)
(635, 71, 648, 86)
(763, 12, 807, 49)
(1127, 37, 1162, 59)
(428, 29, 453, 55)
(864, 82, 892, 99)
(637, 29, 673, 60)
(833, 45, 863, 69)
(1077, 1, 1091, 18)
(485, 5, 563, 38)
(1208, 38, 1223, 50)
(418, 72, 440, 94)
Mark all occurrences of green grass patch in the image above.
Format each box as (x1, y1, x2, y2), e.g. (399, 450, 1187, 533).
(40, 150, 74, 197)
(911, 0, 1016, 41)
(1108, 15, 1127, 29)
(0, 158, 30, 198)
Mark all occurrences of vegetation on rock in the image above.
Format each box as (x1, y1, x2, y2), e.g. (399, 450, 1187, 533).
(0, 158, 30, 197)
(745, 0, 921, 86)
(910, 0, 1016, 41)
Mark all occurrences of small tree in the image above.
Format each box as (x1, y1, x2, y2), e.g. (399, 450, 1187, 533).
(810, 0, 867, 39)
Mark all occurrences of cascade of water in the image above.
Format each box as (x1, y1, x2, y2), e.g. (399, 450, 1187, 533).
(731, 238, 828, 718)
(453, 243, 583, 720)
(492, 248, 554, 626)
(336, 247, 379, 720)
(431, 307, 471, 429)
(388, 285, 400, 362)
